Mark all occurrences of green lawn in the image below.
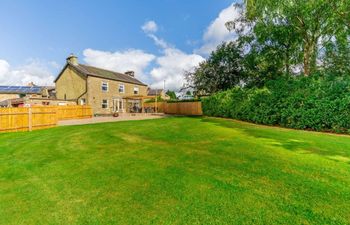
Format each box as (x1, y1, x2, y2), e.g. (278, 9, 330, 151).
(1, 117, 350, 225)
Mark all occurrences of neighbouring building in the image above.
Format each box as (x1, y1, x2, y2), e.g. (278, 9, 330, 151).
(147, 88, 170, 100)
(55, 54, 148, 114)
(0, 83, 74, 107)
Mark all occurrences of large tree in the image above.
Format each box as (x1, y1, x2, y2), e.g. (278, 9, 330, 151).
(244, 0, 349, 76)
(185, 42, 245, 94)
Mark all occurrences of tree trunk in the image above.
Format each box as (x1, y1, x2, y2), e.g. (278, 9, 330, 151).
(303, 38, 317, 76)
(303, 42, 314, 76)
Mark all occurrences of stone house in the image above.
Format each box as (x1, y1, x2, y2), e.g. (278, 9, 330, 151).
(55, 54, 148, 115)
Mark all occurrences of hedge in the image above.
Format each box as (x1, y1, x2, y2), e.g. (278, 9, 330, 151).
(202, 74, 350, 133)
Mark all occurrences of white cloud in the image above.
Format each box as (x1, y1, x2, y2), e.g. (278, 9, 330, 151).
(141, 20, 205, 90)
(150, 48, 204, 90)
(83, 48, 156, 82)
(147, 34, 172, 49)
(0, 59, 56, 86)
(142, 20, 158, 33)
(195, 4, 242, 55)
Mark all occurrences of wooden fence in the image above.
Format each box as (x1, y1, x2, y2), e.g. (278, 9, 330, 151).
(57, 105, 93, 120)
(164, 102, 203, 116)
(143, 102, 165, 113)
(0, 105, 92, 133)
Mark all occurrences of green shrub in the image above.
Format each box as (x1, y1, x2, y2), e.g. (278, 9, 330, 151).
(202, 74, 350, 134)
(166, 99, 201, 103)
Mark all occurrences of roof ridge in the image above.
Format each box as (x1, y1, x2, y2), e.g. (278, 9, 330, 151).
(75, 63, 147, 86)
(79, 64, 127, 76)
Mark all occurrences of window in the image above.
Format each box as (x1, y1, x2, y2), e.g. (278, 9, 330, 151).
(119, 84, 125, 93)
(102, 99, 108, 109)
(133, 86, 139, 95)
(101, 82, 108, 92)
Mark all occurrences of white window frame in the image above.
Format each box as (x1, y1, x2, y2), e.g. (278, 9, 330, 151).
(102, 99, 108, 109)
(101, 82, 109, 92)
(133, 86, 139, 95)
(119, 84, 125, 93)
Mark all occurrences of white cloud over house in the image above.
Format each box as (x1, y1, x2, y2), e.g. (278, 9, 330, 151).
(84, 20, 205, 91)
(0, 5, 238, 90)
(83, 48, 156, 82)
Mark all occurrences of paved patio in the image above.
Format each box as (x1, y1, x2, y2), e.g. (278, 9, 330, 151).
(58, 113, 167, 126)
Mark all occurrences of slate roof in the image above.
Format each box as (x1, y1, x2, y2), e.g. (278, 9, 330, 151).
(0, 86, 43, 94)
(148, 89, 164, 96)
(56, 63, 147, 86)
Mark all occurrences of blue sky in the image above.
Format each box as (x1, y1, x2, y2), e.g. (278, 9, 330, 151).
(0, 0, 239, 90)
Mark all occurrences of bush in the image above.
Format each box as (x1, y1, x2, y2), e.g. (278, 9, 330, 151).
(166, 99, 201, 103)
(202, 74, 350, 134)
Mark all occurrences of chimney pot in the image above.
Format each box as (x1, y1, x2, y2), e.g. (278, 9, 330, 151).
(27, 82, 35, 87)
(125, 71, 135, 77)
(66, 53, 78, 65)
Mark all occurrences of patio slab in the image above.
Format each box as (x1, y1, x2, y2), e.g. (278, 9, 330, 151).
(58, 113, 166, 126)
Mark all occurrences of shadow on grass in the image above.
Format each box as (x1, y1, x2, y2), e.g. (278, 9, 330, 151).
(201, 117, 350, 163)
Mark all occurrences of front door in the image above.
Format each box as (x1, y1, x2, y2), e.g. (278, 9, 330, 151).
(113, 98, 124, 113)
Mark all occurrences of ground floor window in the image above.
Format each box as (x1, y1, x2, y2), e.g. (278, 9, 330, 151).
(102, 99, 108, 109)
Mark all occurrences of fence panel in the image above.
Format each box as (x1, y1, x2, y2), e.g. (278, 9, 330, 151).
(0, 107, 29, 132)
(164, 102, 203, 116)
(57, 105, 93, 120)
(31, 106, 57, 131)
(0, 105, 93, 133)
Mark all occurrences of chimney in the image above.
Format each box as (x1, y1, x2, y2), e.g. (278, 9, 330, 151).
(66, 53, 78, 65)
(27, 82, 35, 87)
(125, 71, 135, 77)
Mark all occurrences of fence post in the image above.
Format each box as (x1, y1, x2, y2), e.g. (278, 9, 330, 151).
(28, 107, 32, 131)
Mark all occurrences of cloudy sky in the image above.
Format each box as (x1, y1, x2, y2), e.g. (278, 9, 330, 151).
(0, 0, 240, 90)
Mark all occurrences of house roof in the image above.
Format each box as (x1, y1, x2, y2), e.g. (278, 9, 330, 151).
(55, 62, 147, 86)
(0, 86, 43, 94)
(147, 89, 164, 96)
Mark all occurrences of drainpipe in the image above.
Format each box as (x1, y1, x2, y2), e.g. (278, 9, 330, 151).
(77, 79, 88, 105)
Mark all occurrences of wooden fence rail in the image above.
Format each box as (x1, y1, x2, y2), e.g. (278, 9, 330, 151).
(143, 101, 203, 115)
(164, 102, 203, 116)
(0, 105, 92, 133)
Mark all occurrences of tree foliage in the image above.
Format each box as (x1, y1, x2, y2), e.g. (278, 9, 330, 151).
(166, 90, 177, 100)
(185, 42, 245, 95)
(186, 1, 349, 95)
(244, 0, 349, 76)
(202, 74, 350, 134)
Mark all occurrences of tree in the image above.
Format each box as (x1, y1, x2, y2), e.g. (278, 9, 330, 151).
(185, 42, 245, 94)
(166, 90, 177, 100)
(244, 0, 349, 76)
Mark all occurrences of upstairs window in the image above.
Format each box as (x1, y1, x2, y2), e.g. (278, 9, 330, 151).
(134, 86, 139, 95)
(101, 82, 108, 92)
(119, 84, 125, 93)
(102, 99, 108, 109)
